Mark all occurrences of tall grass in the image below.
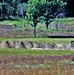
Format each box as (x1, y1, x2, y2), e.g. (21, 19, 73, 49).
(0, 62, 74, 75)
(0, 49, 74, 56)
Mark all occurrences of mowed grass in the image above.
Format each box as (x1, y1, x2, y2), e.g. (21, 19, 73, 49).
(58, 18, 74, 25)
(0, 37, 73, 43)
(0, 37, 7, 42)
(6, 38, 74, 44)
(0, 19, 24, 27)
(0, 48, 74, 56)
(50, 17, 74, 25)
(0, 18, 74, 26)
(0, 38, 73, 56)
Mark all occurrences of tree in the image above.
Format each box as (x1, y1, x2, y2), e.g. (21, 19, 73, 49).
(25, 0, 66, 37)
(25, 0, 46, 38)
(52, 0, 66, 30)
(0, 3, 2, 18)
(0, 0, 27, 20)
(38, 0, 66, 30)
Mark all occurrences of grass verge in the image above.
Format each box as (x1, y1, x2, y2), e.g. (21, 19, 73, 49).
(7, 38, 74, 44)
(0, 48, 74, 56)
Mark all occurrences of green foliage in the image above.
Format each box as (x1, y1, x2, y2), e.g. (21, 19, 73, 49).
(26, 0, 47, 37)
(0, 0, 67, 38)
(37, 0, 66, 29)
(25, 0, 66, 38)
(26, 0, 41, 25)
(0, 0, 27, 19)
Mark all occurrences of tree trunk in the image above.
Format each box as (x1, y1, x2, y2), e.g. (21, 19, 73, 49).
(34, 26, 36, 38)
(55, 17, 58, 31)
(46, 21, 49, 29)
(1, 8, 2, 18)
(56, 23, 58, 31)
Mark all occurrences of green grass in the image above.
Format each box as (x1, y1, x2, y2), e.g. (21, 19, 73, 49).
(0, 37, 73, 44)
(0, 37, 7, 42)
(0, 18, 74, 26)
(0, 19, 24, 27)
(37, 18, 74, 32)
(0, 18, 74, 36)
(0, 48, 74, 56)
(7, 38, 74, 44)
(51, 18, 74, 25)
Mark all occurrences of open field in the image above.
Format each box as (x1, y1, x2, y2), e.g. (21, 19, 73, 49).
(0, 18, 74, 75)
(0, 18, 74, 26)
(0, 18, 74, 38)
(0, 49, 74, 75)
(0, 49, 74, 56)
(0, 67, 74, 75)
(0, 40, 73, 75)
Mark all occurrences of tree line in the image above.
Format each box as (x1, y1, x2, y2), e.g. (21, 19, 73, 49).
(0, 0, 66, 37)
(26, 0, 66, 37)
(0, 0, 66, 19)
(0, 0, 27, 19)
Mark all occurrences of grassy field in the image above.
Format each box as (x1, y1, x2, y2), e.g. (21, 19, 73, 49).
(0, 38, 74, 75)
(0, 18, 74, 38)
(52, 18, 74, 25)
(0, 18, 74, 32)
(0, 18, 74, 26)
(0, 49, 74, 75)
(0, 19, 24, 26)
(0, 17, 74, 75)
(0, 37, 74, 44)
(0, 48, 74, 56)
(0, 18, 74, 33)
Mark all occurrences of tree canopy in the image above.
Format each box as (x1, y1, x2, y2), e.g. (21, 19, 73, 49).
(25, 0, 66, 37)
(0, 0, 66, 37)
(0, 0, 27, 19)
